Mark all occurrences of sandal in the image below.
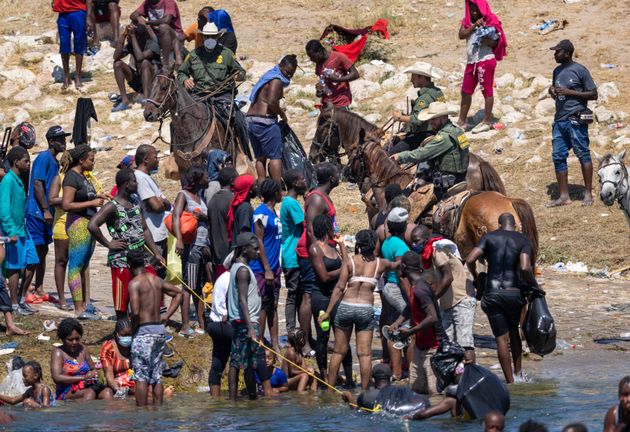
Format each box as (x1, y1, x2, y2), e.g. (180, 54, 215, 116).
(56, 303, 74, 312)
(178, 328, 196, 338)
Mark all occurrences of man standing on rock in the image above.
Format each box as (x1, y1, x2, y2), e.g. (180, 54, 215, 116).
(466, 213, 540, 383)
(53, 0, 92, 89)
(247, 55, 298, 182)
(389, 62, 445, 156)
(546, 39, 598, 208)
(306, 40, 359, 109)
(392, 102, 469, 201)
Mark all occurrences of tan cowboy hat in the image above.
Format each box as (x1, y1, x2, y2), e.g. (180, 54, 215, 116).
(402, 62, 440, 79)
(197, 22, 224, 36)
(417, 102, 457, 121)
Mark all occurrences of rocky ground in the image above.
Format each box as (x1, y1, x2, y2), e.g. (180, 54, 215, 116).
(0, 0, 629, 388)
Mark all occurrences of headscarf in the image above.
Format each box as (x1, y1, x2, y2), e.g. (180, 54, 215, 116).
(461, 0, 508, 61)
(226, 174, 255, 242)
(208, 9, 235, 34)
(11, 122, 36, 149)
(206, 149, 232, 182)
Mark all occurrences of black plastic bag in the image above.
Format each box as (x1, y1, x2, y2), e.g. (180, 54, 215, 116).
(430, 339, 465, 393)
(523, 294, 556, 356)
(280, 122, 316, 188)
(456, 364, 510, 419)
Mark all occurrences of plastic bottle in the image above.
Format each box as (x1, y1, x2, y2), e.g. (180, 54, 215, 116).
(539, 19, 557, 31)
(0, 236, 10, 244)
(319, 310, 330, 331)
(600, 64, 617, 69)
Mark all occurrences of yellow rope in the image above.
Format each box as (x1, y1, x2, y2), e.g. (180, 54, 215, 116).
(253, 339, 380, 413)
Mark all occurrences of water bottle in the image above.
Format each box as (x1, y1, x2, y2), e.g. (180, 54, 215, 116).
(539, 19, 556, 31)
(319, 311, 330, 331)
(0, 236, 10, 244)
(600, 64, 617, 69)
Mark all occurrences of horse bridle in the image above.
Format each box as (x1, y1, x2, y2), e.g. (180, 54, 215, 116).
(145, 74, 175, 120)
(600, 159, 629, 204)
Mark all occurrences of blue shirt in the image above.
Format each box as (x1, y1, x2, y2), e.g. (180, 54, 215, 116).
(552, 61, 596, 121)
(279, 196, 304, 269)
(381, 236, 409, 285)
(249, 204, 282, 273)
(256, 367, 287, 388)
(26, 150, 59, 220)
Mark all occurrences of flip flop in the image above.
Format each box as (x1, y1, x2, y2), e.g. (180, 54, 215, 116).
(56, 303, 74, 312)
(178, 329, 196, 338)
(545, 199, 572, 208)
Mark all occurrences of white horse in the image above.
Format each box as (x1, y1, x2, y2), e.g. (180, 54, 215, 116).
(597, 149, 630, 227)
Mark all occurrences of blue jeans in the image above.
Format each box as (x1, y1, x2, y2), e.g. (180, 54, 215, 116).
(551, 119, 591, 172)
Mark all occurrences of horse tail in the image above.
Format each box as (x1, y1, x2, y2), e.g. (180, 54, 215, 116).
(511, 198, 539, 266)
(477, 155, 507, 195)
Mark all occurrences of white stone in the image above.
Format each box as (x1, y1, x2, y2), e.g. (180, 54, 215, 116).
(594, 134, 609, 147)
(358, 60, 396, 82)
(35, 31, 58, 45)
(503, 111, 526, 123)
(513, 87, 535, 99)
(86, 45, 115, 72)
(535, 99, 556, 117)
(245, 61, 275, 81)
(598, 82, 620, 102)
(287, 84, 316, 98)
(0, 68, 36, 85)
(0, 42, 17, 67)
(108, 111, 128, 123)
(364, 113, 383, 124)
(381, 74, 408, 90)
(286, 106, 305, 117)
(294, 99, 314, 110)
(3, 35, 39, 46)
(495, 73, 515, 88)
(39, 53, 63, 82)
(351, 79, 381, 100)
(501, 104, 516, 114)
(527, 154, 542, 164)
(13, 85, 41, 102)
(514, 101, 530, 112)
(373, 91, 398, 105)
(0, 81, 20, 100)
(22, 52, 44, 63)
(537, 88, 551, 101)
(595, 106, 615, 123)
(513, 78, 524, 89)
(520, 71, 535, 80)
(13, 108, 30, 123)
(531, 75, 552, 90)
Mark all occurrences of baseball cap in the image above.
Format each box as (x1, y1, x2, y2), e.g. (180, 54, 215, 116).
(117, 155, 135, 169)
(372, 363, 392, 381)
(549, 39, 574, 52)
(387, 207, 409, 223)
(45, 125, 71, 141)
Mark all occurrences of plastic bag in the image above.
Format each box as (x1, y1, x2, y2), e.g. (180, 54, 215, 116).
(166, 234, 182, 284)
(523, 294, 556, 356)
(372, 385, 430, 417)
(0, 356, 27, 397)
(430, 339, 465, 393)
(280, 122, 316, 188)
(456, 364, 510, 419)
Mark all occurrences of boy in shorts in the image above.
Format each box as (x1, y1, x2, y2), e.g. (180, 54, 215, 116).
(53, 0, 92, 89)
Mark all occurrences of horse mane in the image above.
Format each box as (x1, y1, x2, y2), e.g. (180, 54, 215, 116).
(363, 140, 411, 185)
(475, 154, 506, 195)
(332, 109, 381, 134)
(598, 153, 618, 169)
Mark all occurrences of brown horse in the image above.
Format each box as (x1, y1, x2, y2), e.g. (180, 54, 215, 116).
(346, 136, 538, 260)
(143, 73, 251, 178)
(313, 109, 506, 195)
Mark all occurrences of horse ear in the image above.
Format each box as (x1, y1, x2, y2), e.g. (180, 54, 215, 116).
(617, 149, 627, 162)
(359, 128, 366, 144)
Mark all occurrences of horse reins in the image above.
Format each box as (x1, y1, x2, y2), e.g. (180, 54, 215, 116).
(600, 160, 629, 206)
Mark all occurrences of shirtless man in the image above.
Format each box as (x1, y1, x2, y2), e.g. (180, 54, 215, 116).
(247, 55, 298, 182)
(604, 376, 630, 432)
(128, 249, 182, 406)
(466, 212, 540, 384)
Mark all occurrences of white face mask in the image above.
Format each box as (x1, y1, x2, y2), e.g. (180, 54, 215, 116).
(204, 38, 217, 51)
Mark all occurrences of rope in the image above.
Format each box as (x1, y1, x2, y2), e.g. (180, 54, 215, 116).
(253, 339, 380, 413)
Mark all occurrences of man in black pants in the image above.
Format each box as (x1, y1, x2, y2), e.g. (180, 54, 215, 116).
(466, 212, 539, 384)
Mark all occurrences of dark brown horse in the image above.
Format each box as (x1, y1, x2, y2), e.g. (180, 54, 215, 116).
(313, 108, 506, 194)
(346, 136, 538, 260)
(143, 73, 252, 178)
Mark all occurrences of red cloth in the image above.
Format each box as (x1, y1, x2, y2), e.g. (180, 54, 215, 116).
(226, 174, 255, 243)
(370, 19, 390, 40)
(134, 0, 183, 34)
(53, 0, 87, 13)
(316, 51, 354, 108)
(461, 0, 508, 61)
(324, 19, 390, 64)
(421, 237, 444, 269)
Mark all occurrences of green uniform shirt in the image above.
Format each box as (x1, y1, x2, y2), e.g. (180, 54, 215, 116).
(406, 84, 446, 135)
(176, 45, 244, 93)
(397, 120, 469, 174)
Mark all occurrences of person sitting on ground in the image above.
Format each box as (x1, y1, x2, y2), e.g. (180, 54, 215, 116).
(100, 318, 135, 397)
(184, 7, 238, 53)
(130, 0, 183, 70)
(466, 212, 540, 384)
(319, 229, 398, 390)
(112, 23, 162, 112)
(282, 328, 317, 393)
(128, 248, 183, 406)
(604, 375, 630, 432)
(0, 360, 53, 408)
(305, 39, 359, 109)
(51, 318, 112, 401)
(389, 62, 445, 156)
(342, 364, 429, 417)
(89, 0, 121, 50)
(88, 168, 165, 320)
(247, 55, 298, 182)
(484, 411, 506, 432)
(391, 102, 469, 201)
(259, 350, 289, 393)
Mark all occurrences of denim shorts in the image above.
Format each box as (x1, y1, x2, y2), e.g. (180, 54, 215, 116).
(551, 119, 591, 172)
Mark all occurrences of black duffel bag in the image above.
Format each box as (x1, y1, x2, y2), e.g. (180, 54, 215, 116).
(456, 364, 510, 419)
(280, 122, 316, 188)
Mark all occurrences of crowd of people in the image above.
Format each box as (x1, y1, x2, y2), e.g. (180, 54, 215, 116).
(0, 0, 616, 430)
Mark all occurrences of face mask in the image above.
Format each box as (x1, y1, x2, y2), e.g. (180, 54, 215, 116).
(150, 168, 159, 175)
(204, 38, 217, 51)
(411, 243, 424, 254)
(118, 336, 132, 347)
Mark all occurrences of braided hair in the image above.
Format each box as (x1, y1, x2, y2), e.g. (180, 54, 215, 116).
(355, 229, 376, 260)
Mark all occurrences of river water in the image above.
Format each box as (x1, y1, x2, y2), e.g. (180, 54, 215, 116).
(4, 349, 626, 431)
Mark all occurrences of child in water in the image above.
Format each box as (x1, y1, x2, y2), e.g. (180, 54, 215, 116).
(0, 361, 53, 408)
(283, 328, 318, 392)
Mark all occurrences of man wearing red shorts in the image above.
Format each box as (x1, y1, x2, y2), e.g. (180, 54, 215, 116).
(456, 0, 507, 134)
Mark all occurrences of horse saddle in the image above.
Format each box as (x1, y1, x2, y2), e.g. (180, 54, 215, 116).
(407, 183, 436, 223)
(432, 190, 472, 239)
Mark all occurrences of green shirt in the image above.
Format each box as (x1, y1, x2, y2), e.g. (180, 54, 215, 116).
(397, 121, 469, 174)
(0, 170, 27, 237)
(176, 45, 244, 93)
(407, 84, 446, 135)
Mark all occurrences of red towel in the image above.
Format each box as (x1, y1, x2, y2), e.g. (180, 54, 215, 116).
(422, 237, 444, 269)
(461, 0, 508, 61)
(226, 174, 255, 242)
(327, 19, 390, 64)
